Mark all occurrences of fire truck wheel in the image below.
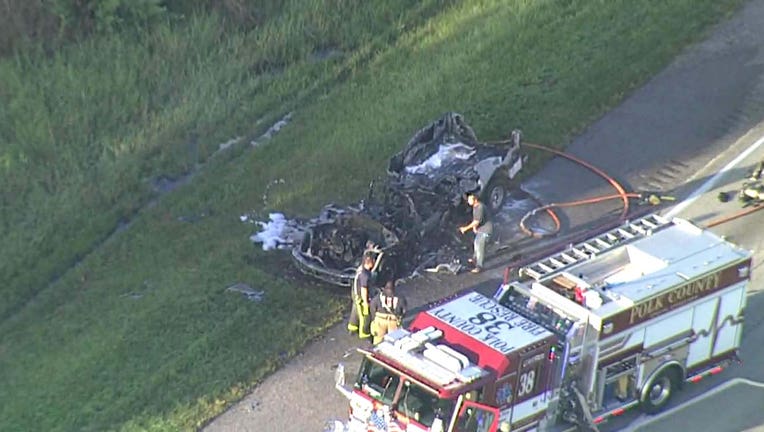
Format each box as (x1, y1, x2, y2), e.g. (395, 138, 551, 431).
(640, 368, 679, 414)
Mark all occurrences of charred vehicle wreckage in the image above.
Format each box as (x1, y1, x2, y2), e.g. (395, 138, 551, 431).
(291, 112, 528, 287)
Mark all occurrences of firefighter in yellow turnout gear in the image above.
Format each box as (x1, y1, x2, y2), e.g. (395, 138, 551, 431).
(370, 281, 407, 345)
(347, 253, 376, 340)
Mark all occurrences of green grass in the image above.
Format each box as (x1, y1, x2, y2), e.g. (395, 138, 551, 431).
(0, 0, 459, 322)
(0, 0, 744, 430)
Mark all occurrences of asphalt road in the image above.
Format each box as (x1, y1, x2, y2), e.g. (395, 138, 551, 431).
(204, 1, 764, 431)
(627, 380, 764, 432)
(600, 123, 764, 432)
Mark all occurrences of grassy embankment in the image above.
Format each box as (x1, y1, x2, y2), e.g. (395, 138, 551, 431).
(0, 0, 743, 430)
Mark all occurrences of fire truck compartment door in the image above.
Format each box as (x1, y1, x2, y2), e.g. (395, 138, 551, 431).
(453, 400, 500, 432)
(687, 282, 746, 367)
(504, 344, 554, 428)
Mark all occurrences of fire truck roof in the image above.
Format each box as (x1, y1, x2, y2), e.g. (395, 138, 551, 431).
(405, 292, 554, 379)
(519, 217, 752, 336)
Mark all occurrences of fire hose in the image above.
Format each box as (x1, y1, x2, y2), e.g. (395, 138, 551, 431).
(492, 141, 675, 238)
(704, 203, 764, 228)
(514, 141, 763, 234)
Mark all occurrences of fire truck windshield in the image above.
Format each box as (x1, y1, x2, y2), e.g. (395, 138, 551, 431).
(355, 358, 456, 427)
(397, 380, 456, 428)
(356, 358, 401, 404)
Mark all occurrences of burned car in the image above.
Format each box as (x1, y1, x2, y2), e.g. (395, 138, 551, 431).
(387, 112, 525, 213)
(291, 112, 527, 287)
(291, 205, 406, 287)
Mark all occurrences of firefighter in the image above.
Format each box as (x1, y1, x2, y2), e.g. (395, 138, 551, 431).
(459, 191, 493, 273)
(370, 280, 407, 344)
(751, 158, 764, 181)
(347, 252, 375, 340)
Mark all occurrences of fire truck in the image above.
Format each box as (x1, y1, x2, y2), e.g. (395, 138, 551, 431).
(334, 213, 753, 431)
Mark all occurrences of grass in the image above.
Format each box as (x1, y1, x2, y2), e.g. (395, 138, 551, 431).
(0, 0, 455, 322)
(0, 0, 744, 430)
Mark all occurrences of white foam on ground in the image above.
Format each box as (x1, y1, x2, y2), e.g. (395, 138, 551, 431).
(247, 204, 350, 252)
(404, 143, 475, 174)
(251, 112, 294, 148)
(249, 213, 304, 250)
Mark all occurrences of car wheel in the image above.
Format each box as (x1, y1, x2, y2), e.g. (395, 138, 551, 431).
(483, 176, 509, 212)
(640, 368, 679, 414)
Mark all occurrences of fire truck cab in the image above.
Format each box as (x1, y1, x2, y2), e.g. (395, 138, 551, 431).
(335, 214, 752, 432)
(335, 294, 558, 432)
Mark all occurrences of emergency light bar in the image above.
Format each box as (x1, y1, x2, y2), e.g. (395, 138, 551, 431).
(375, 327, 488, 388)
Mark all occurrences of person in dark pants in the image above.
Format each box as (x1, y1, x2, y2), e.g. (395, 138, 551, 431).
(459, 192, 493, 273)
(370, 280, 407, 345)
(347, 253, 375, 340)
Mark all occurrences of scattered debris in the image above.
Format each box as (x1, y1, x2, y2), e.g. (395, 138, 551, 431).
(120, 280, 153, 300)
(226, 283, 265, 302)
(249, 401, 260, 412)
(398, 269, 423, 283)
(177, 211, 208, 223)
(424, 260, 463, 274)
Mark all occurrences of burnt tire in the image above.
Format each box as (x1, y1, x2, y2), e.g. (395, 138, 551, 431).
(482, 175, 509, 212)
(640, 368, 679, 414)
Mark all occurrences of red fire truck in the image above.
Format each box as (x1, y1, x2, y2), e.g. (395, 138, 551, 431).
(334, 214, 753, 431)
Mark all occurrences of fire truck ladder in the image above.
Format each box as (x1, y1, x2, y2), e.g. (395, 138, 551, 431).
(520, 213, 670, 281)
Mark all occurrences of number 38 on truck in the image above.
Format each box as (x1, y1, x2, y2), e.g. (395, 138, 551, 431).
(334, 214, 753, 432)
